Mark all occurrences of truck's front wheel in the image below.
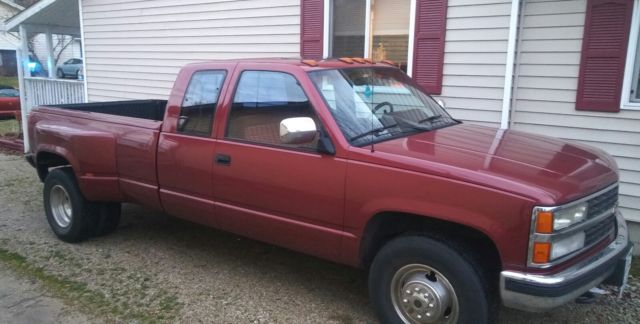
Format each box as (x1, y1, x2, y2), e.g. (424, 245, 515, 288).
(44, 168, 97, 242)
(369, 236, 490, 324)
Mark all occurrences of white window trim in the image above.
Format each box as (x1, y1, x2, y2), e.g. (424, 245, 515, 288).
(621, 0, 640, 110)
(322, 0, 416, 76)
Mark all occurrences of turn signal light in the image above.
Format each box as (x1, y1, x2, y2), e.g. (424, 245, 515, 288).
(535, 211, 553, 234)
(532, 242, 551, 264)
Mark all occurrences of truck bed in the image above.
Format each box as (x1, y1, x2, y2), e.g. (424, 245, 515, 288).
(29, 100, 167, 209)
(45, 100, 167, 122)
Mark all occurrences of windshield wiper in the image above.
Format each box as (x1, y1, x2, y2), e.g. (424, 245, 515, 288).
(350, 123, 399, 142)
(417, 115, 442, 124)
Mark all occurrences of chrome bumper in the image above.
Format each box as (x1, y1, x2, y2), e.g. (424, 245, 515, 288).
(500, 211, 632, 312)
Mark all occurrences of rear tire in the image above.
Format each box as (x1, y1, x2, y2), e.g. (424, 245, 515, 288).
(93, 203, 121, 236)
(43, 168, 97, 242)
(369, 236, 490, 324)
(56, 69, 64, 78)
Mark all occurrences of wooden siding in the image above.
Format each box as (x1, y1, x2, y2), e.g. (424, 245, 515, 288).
(81, 0, 301, 101)
(512, 0, 640, 222)
(437, 0, 511, 127)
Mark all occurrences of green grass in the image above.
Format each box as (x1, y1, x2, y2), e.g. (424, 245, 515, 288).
(0, 119, 20, 136)
(0, 76, 19, 89)
(0, 247, 182, 323)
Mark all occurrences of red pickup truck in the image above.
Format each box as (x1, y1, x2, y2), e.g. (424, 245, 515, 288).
(26, 59, 632, 323)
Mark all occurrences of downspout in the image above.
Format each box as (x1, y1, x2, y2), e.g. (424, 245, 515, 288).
(500, 0, 522, 129)
(510, 0, 527, 128)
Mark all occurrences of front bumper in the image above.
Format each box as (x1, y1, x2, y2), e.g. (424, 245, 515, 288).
(500, 211, 633, 312)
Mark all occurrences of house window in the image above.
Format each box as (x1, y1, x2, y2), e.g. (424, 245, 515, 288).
(329, 0, 411, 72)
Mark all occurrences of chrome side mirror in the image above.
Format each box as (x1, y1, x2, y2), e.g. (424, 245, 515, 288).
(436, 99, 446, 109)
(280, 117, 317, 144)
(177, 115, 188, 132)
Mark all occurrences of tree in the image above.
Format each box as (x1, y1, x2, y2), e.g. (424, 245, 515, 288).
(27, 34, 76, 75)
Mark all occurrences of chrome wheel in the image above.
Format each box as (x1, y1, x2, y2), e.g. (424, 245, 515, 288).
(50, 185, 72, 228)
(391, 264, 459, 324)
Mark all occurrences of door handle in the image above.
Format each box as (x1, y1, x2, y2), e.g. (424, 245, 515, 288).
(215, 153, 231, 165)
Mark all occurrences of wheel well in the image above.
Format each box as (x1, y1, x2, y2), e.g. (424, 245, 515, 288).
(360, 212, 502, 277)
(36, 151, 71, 182)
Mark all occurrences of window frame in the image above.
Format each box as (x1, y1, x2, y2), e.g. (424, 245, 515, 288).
(224, 69, 330, 154)
(621, 0, 640, 110)
(322, 0, 416, 76)
(177, 69, 227, 137)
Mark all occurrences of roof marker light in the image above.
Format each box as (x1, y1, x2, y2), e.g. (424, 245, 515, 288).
(301, 59, 318, 67)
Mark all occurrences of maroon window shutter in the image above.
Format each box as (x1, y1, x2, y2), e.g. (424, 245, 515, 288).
(576, 0, 633, 112)
(300, 0, 324, 60)
(412, 0, 448, 95)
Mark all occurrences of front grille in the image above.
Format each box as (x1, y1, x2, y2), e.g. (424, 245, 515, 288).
(584, 214, 616, 247)
(586, 186, 618, 220)
(581, 185, 618, 250)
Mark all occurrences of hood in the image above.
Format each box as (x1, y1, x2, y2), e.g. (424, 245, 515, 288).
(359, 124, 618, 204)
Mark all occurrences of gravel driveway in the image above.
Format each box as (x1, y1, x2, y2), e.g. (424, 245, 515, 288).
(0, 151, 638, 323)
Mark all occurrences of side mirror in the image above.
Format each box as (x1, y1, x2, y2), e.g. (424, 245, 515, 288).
(177, 115, 188, 132)
(436, 99, 446, 109)
(280, 117, 317, 144)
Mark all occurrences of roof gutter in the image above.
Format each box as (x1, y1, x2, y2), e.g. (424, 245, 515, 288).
(500, 0, 521, 129)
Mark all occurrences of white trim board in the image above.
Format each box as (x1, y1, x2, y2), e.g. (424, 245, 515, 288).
(621, 0, 640, 111)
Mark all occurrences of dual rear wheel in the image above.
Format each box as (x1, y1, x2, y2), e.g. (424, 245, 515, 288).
(44, 168, 121, 242)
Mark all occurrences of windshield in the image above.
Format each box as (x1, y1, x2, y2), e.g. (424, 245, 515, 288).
(308, 67, 458, 146)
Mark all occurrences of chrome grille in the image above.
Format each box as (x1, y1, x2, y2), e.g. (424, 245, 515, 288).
(586, 186, 617, 220)
(584, 214, 616, 247)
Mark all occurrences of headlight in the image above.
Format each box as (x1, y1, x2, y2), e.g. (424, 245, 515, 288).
(530, 202, 590, 265)
(552, 202, 588, 231)
(550, 231, 585, 260)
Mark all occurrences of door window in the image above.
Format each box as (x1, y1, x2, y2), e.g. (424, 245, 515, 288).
(178, 70, 226, 136)
(226, 71, 320, 150)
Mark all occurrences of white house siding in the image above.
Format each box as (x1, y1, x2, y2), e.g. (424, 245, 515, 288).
(0, 2, 21, 51)
(437, 0, 512, 128)
(81, 0, 301, 101)
(511, 0, 640, 223)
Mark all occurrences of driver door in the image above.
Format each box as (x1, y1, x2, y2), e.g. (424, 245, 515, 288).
(213, 68, 347, 260)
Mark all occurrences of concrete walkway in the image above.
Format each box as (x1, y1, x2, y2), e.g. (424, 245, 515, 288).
(0, 264, 90, 324)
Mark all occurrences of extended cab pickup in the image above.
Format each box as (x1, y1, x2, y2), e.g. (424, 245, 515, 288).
(27, 59, 632, 323)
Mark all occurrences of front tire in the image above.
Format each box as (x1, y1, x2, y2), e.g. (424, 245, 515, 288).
(56, 68, 65, 78)
(369, 236, 490, 324)
(44, 168, 97, 242)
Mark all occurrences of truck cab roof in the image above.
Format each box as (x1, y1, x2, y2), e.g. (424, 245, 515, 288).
(183, 57, 396, 71)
